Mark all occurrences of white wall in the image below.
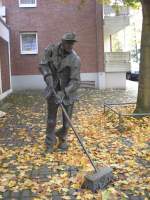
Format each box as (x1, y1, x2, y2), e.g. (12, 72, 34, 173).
(0, 20, 9, 42)
(105, 72, 126, 89)
(104, 36, 111, 52)
(0, 20, 12, 100)
(12, 74, 102, 90)
(12, 75, 46, 90)
(12, 72, 127, 91)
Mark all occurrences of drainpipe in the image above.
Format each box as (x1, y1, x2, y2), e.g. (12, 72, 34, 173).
(95, 1, 105, 89)
(110, 34, 112, 52)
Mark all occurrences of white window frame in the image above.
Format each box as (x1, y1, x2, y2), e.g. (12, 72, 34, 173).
(19, 0, 37, 8)
(20, 32, 38, 55)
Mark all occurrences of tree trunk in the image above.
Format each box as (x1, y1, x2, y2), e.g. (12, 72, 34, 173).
(135, 0, 150, 113)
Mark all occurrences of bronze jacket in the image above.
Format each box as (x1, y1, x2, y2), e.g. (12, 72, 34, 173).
(39, 43, 81, 104)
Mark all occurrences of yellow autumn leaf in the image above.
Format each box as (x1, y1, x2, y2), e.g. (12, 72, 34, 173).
(76, 195, 82, 200)
(71, 183, 80, 189)
(63, 196, 71, 200)
(84, 193, 95, 199)
(8, 180, 16, 188)
(60, 172, 68, 178)
(23, 179, 33, 187)
(61, 188, 69, 193)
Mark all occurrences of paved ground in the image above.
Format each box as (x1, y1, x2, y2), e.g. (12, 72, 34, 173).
(126, 80, 138, 93)
(0, 82, 149, 200)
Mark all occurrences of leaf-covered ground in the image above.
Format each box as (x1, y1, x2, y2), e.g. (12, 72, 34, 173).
(0, 89, 149, 200)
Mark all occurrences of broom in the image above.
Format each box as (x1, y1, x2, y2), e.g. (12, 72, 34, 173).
(53, 89, 113, 192)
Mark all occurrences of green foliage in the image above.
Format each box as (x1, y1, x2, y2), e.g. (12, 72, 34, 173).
(61, 0, 141, 9)
(122, 0, 141, 8)
(99, 0, 141, 8)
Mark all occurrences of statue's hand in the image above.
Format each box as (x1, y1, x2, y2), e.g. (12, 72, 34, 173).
(44, 86, 53, 99)
(55, 91, 65, 104)
(45, 75, 53, 88)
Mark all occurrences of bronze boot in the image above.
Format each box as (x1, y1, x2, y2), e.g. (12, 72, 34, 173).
(58, 138, 69, 151)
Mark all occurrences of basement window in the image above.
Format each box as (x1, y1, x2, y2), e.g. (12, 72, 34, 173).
(20, 32, 38, 54)
(19, 0, 37, 8)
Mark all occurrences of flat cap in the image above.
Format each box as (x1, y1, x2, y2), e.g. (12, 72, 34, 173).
(62, 32, 77, 42)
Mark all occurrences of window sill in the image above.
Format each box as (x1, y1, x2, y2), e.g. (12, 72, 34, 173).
(19, 4, 37, 8)
(21, 51, 38, 55)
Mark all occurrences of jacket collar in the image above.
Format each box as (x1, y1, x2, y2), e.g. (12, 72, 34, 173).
(57, 43, 73, 58)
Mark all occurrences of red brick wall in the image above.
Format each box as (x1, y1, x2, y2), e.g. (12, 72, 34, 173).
(0, 37, 10, 92)
(3, 0, 104, 75)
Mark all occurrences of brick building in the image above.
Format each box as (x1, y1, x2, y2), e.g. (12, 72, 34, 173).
(2, 0, 105, 90)
(1, 0, 130, 92)
(0, 13, 12, 100)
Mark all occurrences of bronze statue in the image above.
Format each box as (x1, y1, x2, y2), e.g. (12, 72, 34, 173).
(39, 32, 81, 153)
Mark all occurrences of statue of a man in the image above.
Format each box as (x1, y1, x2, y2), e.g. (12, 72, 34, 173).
(39, 32, 81, 153)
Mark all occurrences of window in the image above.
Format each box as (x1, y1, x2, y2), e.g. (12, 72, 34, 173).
(20, 32, 38, 54)
(19, 0, 37, 8)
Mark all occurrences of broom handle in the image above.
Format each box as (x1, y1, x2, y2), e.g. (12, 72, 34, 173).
(53, 89, 97, 172)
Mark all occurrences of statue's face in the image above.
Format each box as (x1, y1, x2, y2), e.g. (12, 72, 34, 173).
(62, 40, 75, 53)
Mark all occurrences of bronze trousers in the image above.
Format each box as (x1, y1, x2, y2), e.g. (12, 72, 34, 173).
(45, 96, 74, 147)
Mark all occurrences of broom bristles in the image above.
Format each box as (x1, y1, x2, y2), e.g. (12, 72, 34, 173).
(81, 167, 113, 192)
